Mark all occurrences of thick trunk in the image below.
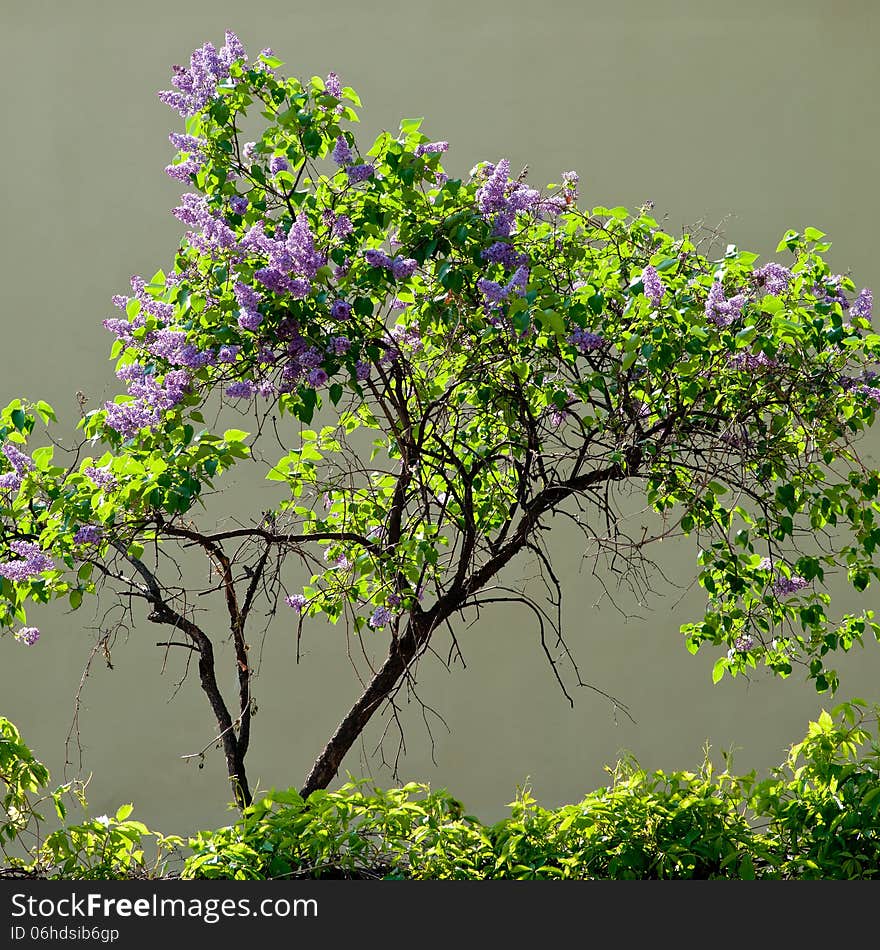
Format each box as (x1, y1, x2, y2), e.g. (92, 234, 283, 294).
(300, 619, 427, 797)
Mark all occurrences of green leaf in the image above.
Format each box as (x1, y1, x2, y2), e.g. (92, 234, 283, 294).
(399, 117, 424, 134)
(223, 429, 250, 444)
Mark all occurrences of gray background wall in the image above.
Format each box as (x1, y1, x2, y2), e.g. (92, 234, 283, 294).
(2, 1, 879, 835)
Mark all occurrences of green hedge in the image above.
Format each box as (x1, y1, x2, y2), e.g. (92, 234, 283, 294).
(3, 700, 879, 880)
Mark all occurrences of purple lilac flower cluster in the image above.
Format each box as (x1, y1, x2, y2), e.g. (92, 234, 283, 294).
(325, 72, 342, 98)
(0, 443, 33, 492)
(726, 352, 776, 372)
(481, 241, 527, 270)
(641, 265, 664, 307)
(567, 328, 604, 353)
(285, 593, 307, 613)
(475, 159, 543, 237)
(753, 262, 792, 296)
(477, 265, 529, 308)
(0, 541, 54, 581)
(414, 141, 449, 157)
(332, 136, 353, 166)
(368, 605, 392, 629)
(733, 634, 754, 653)
(364, 249, 418, 281)
(346, 164, 375, 184)
(772, 574, 810, 597)
(172, 194, 238, 258)
(242, 214, 326, 298)
(14, 627, 40, 646)
(854, 385, 880, 407)
(705, 280, 746, 327)
(83, 466, 115, 490)
(73, 525, 103, 546)
(851, 288, 873, 321)
(158, 31, 247, 117)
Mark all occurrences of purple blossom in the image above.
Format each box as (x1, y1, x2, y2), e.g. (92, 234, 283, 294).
(237, 309, 264, 331)
(290, 278, 311, 299)
(476, 159, 511, 216)
(254, 267, 289, 293)
(14, 627, 40, 646)
(490, 208, 516, 238)
(104, 399, 161, 439)
(368, 606, 392, 629)
(851, 288, 873, 321)
(391, 325, 423, 352)
(230, 195, 248, 215)
(308, 367, 329, 388)
(286, 213, 324, 279)
(330, 336, 351, 355)
(346, 163, 375, 183)
(2, 443, 33, 475)
(754, 262, 792, 295)
(0, 472, 22, 492)
(234, 282, 261, 311)
(705, 280, 745, 327)
(168, 132, 206, 154)
(102, 318, 134, 342)
(561, 170, 579, 195)
(219, 30, 246, 65)
(325, 72, 342, 98)
(331, 299, 352, 320)
(726, 351, 777, 372)
(149, 329, 211, 368)
(477, 278, 507, 305)
(300, 347, 323, 369)
(242, 141, 257, 161)
(481, 242, 526, 270)
(158, 38, 233, 117)
(507, 265, 529, 295)
(111, 295, 128, 309)
(641, 265, 664, 307)
(568, 328, 604, 353)
(331, 214, 353, 240)
(772, 575, 810, 597)
(217, 345, 240, 363)
(415, 141, 449, 157)
(171, 193, 236, 254)
(163, 369, 191, 404)
(855, 385, 880, 406)
(0, 541, 54, 581)
(324, 549, 351, 571)
(84, 466, 115, 489)
(332, 136, 353, 166)
(269, 156, 290, 175)
(285, 593, 307, 613)
(508, 187, 541, 212)
(355, 360, 371, 381)
(115, 363, 146, 383)
(733, 635, 754, 653)
(391, 257, 418, 281)
(73, 525, 103, 546)
(365, 249, 394, 269)
(226, 381, 255, 399)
